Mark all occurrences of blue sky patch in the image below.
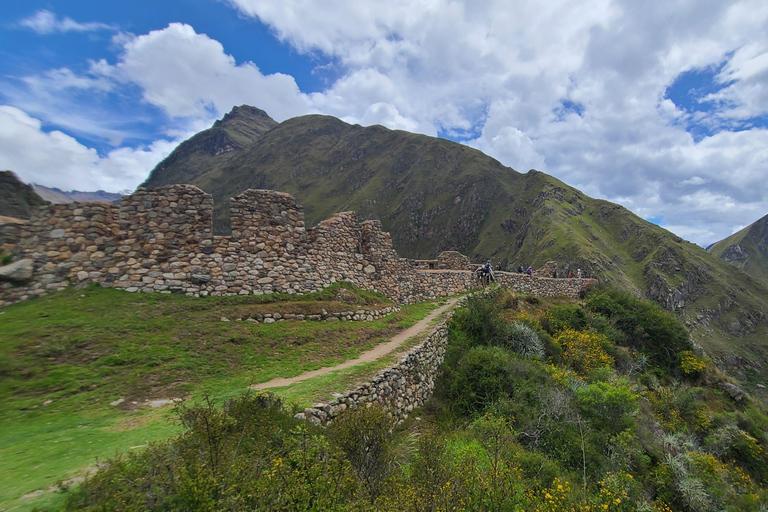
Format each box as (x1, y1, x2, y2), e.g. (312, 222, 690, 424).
(664, 60, 768, 141)
(553, 99, 584, 121)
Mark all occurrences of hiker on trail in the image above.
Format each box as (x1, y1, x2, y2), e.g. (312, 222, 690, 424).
(568, 270, 574, 278)
(526, 267, 533, 276)
(498, 263, 503, 271)
(483, 261, 491, 274)
(517, 265, 524, 273)
(552, 269, 557, 278)
(577, 269, 582, 278)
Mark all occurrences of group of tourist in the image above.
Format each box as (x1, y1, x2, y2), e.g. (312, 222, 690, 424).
(479, 261, 583, 279)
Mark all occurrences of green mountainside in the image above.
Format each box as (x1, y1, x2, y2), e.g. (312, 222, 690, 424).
(140, 107, 768, 377)
(709, 213, 768, 284)
(0, 170, 48, 219)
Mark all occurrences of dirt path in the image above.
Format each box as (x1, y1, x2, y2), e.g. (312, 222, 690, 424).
(251, 298, 457, 390)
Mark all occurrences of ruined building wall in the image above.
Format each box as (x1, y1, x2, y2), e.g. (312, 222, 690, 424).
(1, 185, 593, 306)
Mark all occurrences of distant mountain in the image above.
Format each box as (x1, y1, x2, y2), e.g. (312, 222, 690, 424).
(0, 170, 48, 219)
(32, 184, 123, 204)
(139, 106, 768, 380)
(709, 213, 768, 283)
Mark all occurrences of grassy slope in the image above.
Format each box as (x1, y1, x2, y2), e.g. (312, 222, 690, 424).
(709, 213, 768, 284)
(0, 284, 443, 512)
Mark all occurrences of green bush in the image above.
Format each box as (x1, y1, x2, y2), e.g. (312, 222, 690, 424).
(505, 322, 544, 359)
(585, 289, 692, 369)
(542, 304, 589, 334)
(448, 289, 506, 348)
(448, 346, 516, 415)
(574, 381, 639, 436)
(327, 404, 398, 501)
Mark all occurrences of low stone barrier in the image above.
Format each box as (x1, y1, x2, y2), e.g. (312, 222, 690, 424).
(222, 305, 401, 323)
(297, 321, 449, 425)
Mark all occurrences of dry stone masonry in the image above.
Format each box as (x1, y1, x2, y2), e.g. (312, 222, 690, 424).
(222, 305, 401, 324)
(0, 184, 594, 306)
(298, 321, 450, 425)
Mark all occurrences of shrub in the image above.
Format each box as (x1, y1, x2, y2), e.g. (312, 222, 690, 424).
(555, 328, 614, 376)
(542, 304, 589, 334)
(585, 289, 692, 369)
(678, 350, 707, 378)
(505, 322, 544, 359)
(448, 346, 516, 415)
(327, 404, 398, 501)
(575, 381, 639, 436)
(448, 289, 506, 348)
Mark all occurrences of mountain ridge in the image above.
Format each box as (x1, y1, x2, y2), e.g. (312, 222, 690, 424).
(709, 213, 768, 284)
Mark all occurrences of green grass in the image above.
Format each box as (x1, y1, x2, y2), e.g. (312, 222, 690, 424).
(270, 300, 451, 408)
(0, 284, 448, 511)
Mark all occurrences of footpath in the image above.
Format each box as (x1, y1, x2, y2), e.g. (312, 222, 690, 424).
(251, 297, 457, 390)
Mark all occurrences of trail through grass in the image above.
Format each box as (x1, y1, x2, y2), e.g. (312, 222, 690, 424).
(0, 284, 447, 511)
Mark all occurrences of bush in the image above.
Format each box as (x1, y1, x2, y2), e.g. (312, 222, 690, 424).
(575, 381, 639, 436)
(448, 289, 506, 348)
(448, 346, 517, 415)
(542, 304, 589, 334)
(505, 322, 544, 359)
(556, 328, 614, 376)
(327, 404, 398, 501)
(585, 289, 692, 370)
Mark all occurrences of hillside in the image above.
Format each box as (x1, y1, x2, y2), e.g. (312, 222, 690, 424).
(140, 107, 768, 375)
(709, 213, 768, 283)
(0, 283, 441, 512)
(0, 170, 48, 219)
(58, 288, 768, 511)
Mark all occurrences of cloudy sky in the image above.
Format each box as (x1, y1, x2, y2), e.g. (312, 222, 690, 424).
(1, 1, 767, 246)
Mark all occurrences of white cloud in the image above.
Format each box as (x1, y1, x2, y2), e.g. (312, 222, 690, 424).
(101, 23, 311, 121)
(19, 9, 116, 35)
(222, 0, 768, 246)
(0, 106, 178, 192)
(7, 1, 768, 246)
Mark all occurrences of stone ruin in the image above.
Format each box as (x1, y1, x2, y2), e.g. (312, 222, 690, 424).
(0, 184, 594, 307)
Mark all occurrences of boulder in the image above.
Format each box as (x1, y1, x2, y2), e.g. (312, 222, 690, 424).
(0, 259, 34, 283)
(719, 382, 745, 402)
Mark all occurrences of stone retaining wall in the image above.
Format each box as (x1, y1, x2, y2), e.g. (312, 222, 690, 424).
(298, 321, 450, 425)
(1, 185, 594, 306)
(223, 305, 401, 324)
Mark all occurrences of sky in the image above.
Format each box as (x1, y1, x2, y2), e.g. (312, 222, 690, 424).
(1, 1, 767, 247)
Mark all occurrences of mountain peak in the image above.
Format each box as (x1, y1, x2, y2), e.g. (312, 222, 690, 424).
(215, 105, 274, 127)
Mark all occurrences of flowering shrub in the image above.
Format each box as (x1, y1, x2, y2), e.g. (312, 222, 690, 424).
(678, 350, 707, 377)
(555, 328, 614, 376)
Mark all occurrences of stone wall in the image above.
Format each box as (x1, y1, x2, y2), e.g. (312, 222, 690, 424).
(1, 185, 594, 306)
(437, 250, 472, 270)
(298, 321, 449, 425)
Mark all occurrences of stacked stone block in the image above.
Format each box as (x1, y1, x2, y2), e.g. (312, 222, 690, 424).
(0, 185, 595, 306)
(299, 322, 450, 425)
(437, 251, 472, 270)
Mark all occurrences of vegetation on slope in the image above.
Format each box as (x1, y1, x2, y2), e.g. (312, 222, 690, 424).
(0, 170, 48, 219)
(709, 213, 768, 284)
(62, 287, 768, 511)
(0, 283, 444, 512)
